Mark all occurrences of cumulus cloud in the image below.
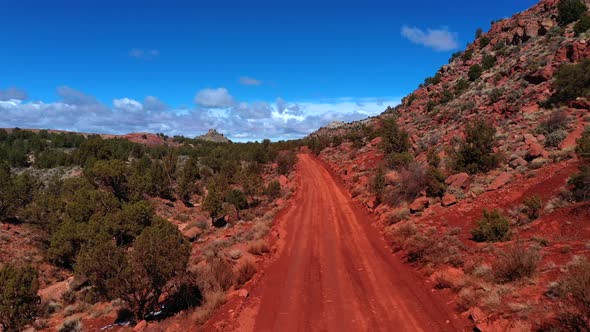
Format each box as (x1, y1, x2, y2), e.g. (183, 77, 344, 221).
(401, 25, 458, 51)
(129, 48, 160, 60)
(143, 96, 169, 111)
(113, 98, 144, 112)
(239, 76, 263, 86)
(0, 87, 28, 101)
(57, 86, 100, 105)
(0, 86, 400, 142)
(194, 87, 236, 108)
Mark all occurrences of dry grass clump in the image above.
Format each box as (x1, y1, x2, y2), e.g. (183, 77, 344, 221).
(191, 291, 227, 325)
(553, 256, 590, 331)
(247, 239, 270, 255)
(492, 242, 541, 283)
(235, 259, 257, 288)
(388, 223, 464, 267)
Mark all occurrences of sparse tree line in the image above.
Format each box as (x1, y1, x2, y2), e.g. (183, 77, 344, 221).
(0, 129, 299, 330)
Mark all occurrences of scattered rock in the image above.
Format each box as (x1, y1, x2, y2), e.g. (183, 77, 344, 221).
(409, 197, 429, 213)
(134, 320, 147, 332)
(278, 175, 288, 187)
(530, 157, 549, 169)
(385, 171, 400, 185)
(445, 173, 470, 189)
(527, 142, 548, 159)
(487, 172, 512, 191)
(509, 157, 528, 168)
(237, 289, 249, 298)
(183, 227, 202, 242)
(442, 193, 457, 207)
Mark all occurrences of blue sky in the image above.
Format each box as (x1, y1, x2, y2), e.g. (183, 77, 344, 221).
(0, 0, 538, 141)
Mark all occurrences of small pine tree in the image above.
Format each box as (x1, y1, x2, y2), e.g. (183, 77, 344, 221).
(454, 120, 499, 174)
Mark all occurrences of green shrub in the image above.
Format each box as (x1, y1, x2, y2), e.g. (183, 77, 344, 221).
(493, 242, 541, 282)
(574, 14, 590, 35)
(550, 59, 590, 104)
(539, 110, 569, 134)
(482, 54, 497, 70)
(558, 0, 588, 26)
(371, 167, 386, 204)
(576, 127, 590, 162)
(455, 78, 470, 95)
(453, 120, 499, 174)
(0, 264, 40, 331)
(471, 209, 511, 242)
(425, 167, 447, 198)
(545, 130, 568, 147)
(380, 117, 411, 155)
(276, 150, 297, 175)
(523, 195, 543, 220)
(468, 64, 483, 81)
(462, 49, 474, 61)
(479, 36, 491, 48)
(265, 180, 281, 199)
(385, 151, 414, 170)
(569, 165, 590, 201)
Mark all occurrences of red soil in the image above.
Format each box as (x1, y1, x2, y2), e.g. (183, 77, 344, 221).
(205, 154, 470, 331)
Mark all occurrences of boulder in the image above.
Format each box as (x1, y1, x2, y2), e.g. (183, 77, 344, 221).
(409, 197, 429, 213)
(487, 172, 512, 191)
(445, 173, 470, 189)
(237, 289, 249, 298)
(509, 157, 528, 168)
(278, 175, 288, 187)
(385, 171, 400, 185)
(527, 142, 548, 159)
(183, 227, 202, 242)
(442, 193, 458, 207)
(134, 320, 147, 332)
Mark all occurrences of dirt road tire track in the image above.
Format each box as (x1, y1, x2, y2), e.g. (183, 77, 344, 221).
(206, 154, 468, 332)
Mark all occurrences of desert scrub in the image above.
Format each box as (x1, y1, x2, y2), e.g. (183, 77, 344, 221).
(493, 242, 541, 282)
(554, 257, 590, 330)
(235, 258, 257, 287)
(523, 195, 543, 220)
(247, 239, 270, 255)
(471, 209, 511, 242)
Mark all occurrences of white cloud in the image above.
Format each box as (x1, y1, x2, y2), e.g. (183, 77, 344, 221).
(143, 96, 168, 111)
(113, 98, 144, 112)
(129, 48, 160, 60)
(0, 86, 400, 142)
(0, 87, 28, 101)
(401, 25, 458, 51)
(239, 76, 263, 86)
(194, 87, 236, 108)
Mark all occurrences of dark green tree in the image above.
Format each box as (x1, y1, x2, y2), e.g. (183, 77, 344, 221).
(454, 119, 499, 174)
(0, 264, 40, 331)
(225, 189, 248, 220)
(558, 0, 588, 25)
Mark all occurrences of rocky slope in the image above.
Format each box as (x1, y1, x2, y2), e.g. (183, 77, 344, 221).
(311, 0, 590, 330)
(196, 129, 231, 143)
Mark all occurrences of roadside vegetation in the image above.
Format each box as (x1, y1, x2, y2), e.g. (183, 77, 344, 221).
(0, 128, 300, 330)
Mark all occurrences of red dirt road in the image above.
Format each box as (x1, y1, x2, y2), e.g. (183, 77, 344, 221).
(209, 154, 467, 331)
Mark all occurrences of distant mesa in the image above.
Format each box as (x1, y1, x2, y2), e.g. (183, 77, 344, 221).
(195, 129, 231, 143)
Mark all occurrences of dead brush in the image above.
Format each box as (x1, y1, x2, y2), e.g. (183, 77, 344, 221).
(235, 259, 257, 288)
(492, 241, 541, 283)
(247, 239, 270, 256)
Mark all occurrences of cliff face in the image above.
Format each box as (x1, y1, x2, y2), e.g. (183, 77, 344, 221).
(311, 0, 590, 329)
